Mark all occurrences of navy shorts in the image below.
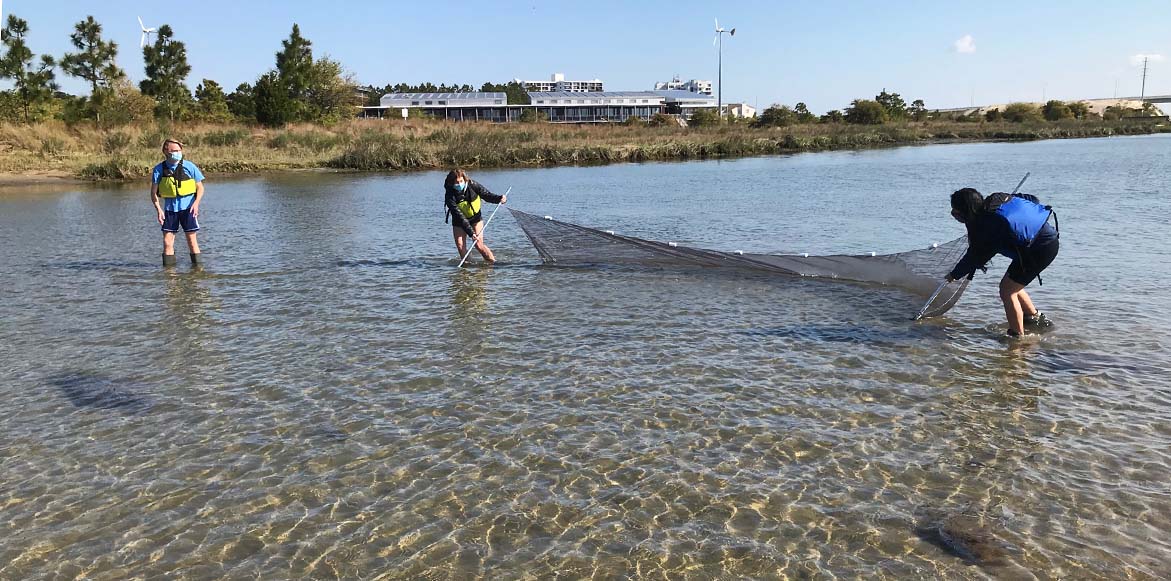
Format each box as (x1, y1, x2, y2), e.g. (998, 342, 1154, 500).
(162, 209, 199, 233)
(1007, 239, 1059, 286)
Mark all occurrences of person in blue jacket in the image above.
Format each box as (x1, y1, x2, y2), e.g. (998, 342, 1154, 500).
(946, 187, 1058, 337)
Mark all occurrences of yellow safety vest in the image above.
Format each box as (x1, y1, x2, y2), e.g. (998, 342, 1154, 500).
(157, 162, 198, 198)
(456, 190, 481, 219)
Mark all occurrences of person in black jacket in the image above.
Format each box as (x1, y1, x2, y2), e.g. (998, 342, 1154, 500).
(444, 169, 506, 263)
(946, 187, 1058, 337)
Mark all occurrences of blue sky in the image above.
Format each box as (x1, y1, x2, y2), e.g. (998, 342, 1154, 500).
(3, 0, 1168, 113)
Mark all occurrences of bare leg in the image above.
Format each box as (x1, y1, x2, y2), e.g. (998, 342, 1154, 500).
(473, 221, 496, 263)
(163, 231, 176, 255)
(185, 231, 201, 254)
(1017, 289, 1037, 318)
(999, 275, 1028, 335)
(453, 226, 469, 259)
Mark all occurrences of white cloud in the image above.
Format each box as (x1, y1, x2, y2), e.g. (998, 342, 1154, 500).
(1131, 53, 1165, 65)
(954, 35, 976, 54)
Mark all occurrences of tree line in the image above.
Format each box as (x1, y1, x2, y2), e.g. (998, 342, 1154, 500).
(0, 12, 539, 128)
(717, 88, 1157, 128)
(1, 13, 1159, 129)
(358, 81, 531, 106)
(0, 14, 360, 127)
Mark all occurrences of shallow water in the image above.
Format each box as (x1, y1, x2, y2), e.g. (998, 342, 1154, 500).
(2, 135, 1170, 579)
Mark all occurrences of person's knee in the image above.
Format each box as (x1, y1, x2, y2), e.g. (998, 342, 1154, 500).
(999, 284, 1024, 303)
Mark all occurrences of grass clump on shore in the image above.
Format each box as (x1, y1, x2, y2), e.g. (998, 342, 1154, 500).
(0, 117, 1165, 181)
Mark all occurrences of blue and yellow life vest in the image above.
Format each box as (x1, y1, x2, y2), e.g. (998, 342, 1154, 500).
(158, 161, 197, 198)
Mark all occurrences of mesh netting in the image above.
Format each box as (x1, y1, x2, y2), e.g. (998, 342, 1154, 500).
(510, 208, 970, 319)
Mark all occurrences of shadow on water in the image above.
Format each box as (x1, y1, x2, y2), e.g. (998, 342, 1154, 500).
(742, 323, 951, 345)
(913, 507, 1017, 568)
(1033, 350, 1167, 380)
(48, 372, 154, 413)
(337, 256, 542, 271)
(46, 259, 158, 271)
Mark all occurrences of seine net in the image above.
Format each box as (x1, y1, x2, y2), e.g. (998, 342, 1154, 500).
(509, 208, 970, 319)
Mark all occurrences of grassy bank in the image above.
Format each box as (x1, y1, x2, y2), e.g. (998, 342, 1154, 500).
(0, 118, 1165, 181)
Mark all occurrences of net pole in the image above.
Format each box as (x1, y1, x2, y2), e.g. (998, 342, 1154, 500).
(458, 186, 510, 268)
(914, 173, 1029, 320)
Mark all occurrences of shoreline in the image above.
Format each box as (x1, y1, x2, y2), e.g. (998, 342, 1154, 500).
(2, 121, 1166, 192)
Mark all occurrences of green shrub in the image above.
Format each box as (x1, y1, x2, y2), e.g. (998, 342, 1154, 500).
(78, 158, 147, 180)
(39, 137, 65, 158)
(199, 128, 250, 147)
(102, 132, 132, 154)
(267, 130, 344, 152)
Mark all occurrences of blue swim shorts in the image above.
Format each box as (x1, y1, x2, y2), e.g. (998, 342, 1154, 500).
(162, 209, 200, 233)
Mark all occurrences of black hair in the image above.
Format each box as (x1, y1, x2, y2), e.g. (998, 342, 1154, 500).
(444, 169, 468, 189)
(950, 188, 984, 224)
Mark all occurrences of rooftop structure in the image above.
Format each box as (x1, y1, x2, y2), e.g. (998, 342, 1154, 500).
(379, 92, 507, 108)
(726, 103, 756, 118)
(518, 73, 603, 93)
(654, 76, 713, 96)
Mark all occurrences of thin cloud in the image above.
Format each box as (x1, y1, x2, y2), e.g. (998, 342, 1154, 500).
(1131, 53, 1165, 65)
(954, 35, 976, 54)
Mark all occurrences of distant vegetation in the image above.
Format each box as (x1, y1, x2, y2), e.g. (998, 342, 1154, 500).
(0, 12, 1166, 181)
(2, 117, 1161, 181)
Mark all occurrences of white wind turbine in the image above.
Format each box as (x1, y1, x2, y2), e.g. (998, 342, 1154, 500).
(713, 18, 736, 116)
(138, 17, 157, 48)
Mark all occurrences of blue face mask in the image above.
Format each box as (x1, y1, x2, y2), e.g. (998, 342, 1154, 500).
(454, 181, 467, 192)
(168, 151, 183, 162)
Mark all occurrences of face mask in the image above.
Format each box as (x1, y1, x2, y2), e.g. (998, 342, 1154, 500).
(454, 181, 467, 192)
(168, 151, 183, 162)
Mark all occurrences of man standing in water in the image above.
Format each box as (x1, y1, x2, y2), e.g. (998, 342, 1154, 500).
(150, 139, 205, 267)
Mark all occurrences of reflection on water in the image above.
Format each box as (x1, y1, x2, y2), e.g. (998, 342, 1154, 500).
(2, 136, 1171, 578)
(48, 372, 154, 413)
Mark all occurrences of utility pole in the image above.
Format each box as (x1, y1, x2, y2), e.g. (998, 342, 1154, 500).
(1140, 56, 1149, 105)
(714, 20, 735, 118)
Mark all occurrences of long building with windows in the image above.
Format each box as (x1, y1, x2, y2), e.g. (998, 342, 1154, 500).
(374, 92, 520, 122)
(518, 72, 603, 93)
(361, 90, 717, 123)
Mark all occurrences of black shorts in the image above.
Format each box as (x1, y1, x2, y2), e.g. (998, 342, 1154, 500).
(453, 214, 482, 235)
(1007, 239, 1059, 286)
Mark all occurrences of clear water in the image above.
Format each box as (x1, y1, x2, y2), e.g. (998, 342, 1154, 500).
(2, 135, 1169, 579)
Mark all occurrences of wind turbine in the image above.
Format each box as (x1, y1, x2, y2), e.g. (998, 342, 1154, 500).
(138, 17, 157, 48)
(714, 18, 735, 117)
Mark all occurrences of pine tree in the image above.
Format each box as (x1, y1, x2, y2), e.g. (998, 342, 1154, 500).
(253, 71, 294, 127)
(226, 82, 255, 120)
(0, 15, 58, 123)
(60, 15, 125, 120)
(140, 24, 192, 121)
(194, 79, 231, 122)
(276, 24, 313, 119)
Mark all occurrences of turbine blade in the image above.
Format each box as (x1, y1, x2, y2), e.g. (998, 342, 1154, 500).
(138, 16, 144, 29)
(141, 32, 146, 48)
(713, 34, 718, 47)
(715, 17, 719, 31)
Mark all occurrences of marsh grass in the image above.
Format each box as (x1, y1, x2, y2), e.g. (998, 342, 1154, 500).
(0, 118, 1163, 180)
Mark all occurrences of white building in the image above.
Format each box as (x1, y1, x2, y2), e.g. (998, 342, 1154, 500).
(518, 73, 604, 93)
(360, 89, 717, 123)
(726, 103, 756, 118)
(654, 76, 713, 96)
